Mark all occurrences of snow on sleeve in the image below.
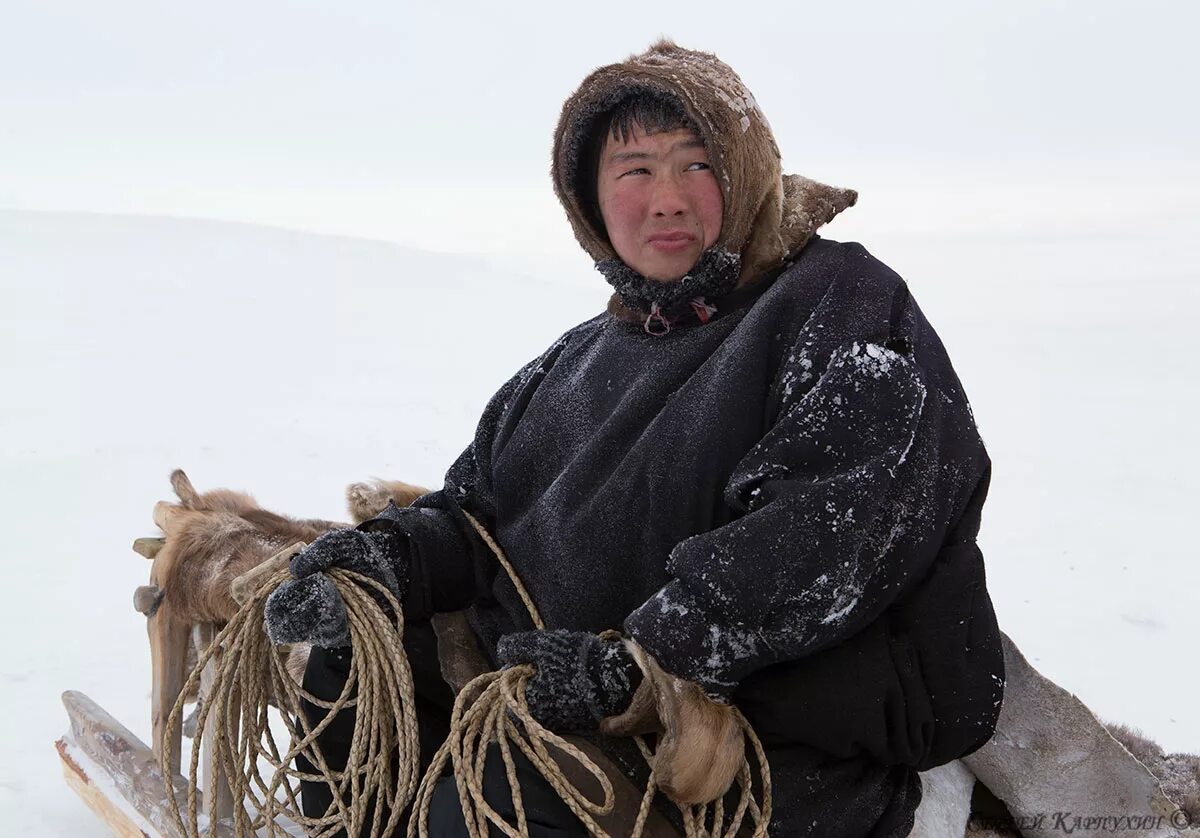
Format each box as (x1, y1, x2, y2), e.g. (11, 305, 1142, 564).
(625, 338, 938, 698)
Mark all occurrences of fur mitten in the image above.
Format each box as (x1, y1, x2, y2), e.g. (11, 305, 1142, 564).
(264, 526, 407, 648)
(496, 629, 641, 733)
(601, 640, 745, 806)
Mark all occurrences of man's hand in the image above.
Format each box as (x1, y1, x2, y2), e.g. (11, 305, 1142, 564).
(496, 629, 641, 733)
(264, 526, 407, 648)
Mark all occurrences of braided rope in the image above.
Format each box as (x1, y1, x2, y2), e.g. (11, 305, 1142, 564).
(161, 567, 420, 838)
(163, 511, 772, 837)
(449, 511, 773, 838)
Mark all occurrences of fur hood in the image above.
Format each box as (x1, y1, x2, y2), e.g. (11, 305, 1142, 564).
(551, 39, 859, 310)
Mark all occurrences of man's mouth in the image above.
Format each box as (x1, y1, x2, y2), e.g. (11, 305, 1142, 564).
(648, 231, 696, 252)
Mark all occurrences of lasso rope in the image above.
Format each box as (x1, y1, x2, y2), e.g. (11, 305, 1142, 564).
(162, 565, 421, 838)
(416, 512, 772, 838)
(163, 513, 772, 837)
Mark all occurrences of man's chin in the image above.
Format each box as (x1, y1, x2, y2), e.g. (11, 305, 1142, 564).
(636, 254, 701, 283)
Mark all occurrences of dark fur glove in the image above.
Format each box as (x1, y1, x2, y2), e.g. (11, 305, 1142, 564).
(264, 526, 407, 648)
(496, 629, 641, 733)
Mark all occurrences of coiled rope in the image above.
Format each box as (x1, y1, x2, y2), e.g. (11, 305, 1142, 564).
(163, 513, 772, 837)
(162, 563, 421, 838)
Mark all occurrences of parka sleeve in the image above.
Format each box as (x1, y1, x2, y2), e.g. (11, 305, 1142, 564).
(733, 526, 1005, 770)
(624, 316, 969, 699)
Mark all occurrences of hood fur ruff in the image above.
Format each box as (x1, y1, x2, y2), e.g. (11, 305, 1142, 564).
(551, 39, 858, 320)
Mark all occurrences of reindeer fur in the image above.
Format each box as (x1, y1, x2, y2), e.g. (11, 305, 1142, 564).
(1104, 722, 1200, 824)
(140, 471, 428, 714)
(148, 469, 346, 625)
(346, 478, 430, 524)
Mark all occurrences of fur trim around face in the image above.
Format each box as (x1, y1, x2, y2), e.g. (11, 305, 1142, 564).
(552, 39, 858, 293)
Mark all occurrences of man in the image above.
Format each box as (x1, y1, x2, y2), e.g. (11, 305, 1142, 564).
(266, 39, 1005, 836)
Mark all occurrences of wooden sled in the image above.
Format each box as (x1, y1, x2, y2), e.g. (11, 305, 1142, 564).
(56, 544, 306, 837)
(57, 690, 240, 838)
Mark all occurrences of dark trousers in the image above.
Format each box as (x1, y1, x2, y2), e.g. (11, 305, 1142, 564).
(297, 624, 588, 837)
(424, 745, 589, 837)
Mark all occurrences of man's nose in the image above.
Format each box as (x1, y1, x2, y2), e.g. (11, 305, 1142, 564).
(650, 175, 689, 217)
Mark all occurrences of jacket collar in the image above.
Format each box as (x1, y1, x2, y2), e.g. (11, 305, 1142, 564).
(605, 250, 798, 333)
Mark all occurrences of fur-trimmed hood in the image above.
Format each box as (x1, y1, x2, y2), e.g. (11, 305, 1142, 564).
(551, 39, 858, 304)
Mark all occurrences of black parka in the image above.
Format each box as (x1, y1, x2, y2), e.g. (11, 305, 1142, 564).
(364, 235, 1005, 836)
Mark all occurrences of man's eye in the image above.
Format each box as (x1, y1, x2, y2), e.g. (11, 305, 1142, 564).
(687, 162, 712, 171)
(621, 167, 650, 177)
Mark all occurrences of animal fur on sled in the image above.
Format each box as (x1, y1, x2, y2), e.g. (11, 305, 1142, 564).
(1104, 723, 1200, 826)
(138, 470, 344, 696)
(139, 471, 432, 687)
(148, 469, 347, 624)
(345, 477, 429, 524)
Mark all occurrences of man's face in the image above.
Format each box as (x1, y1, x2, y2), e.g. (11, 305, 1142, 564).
(596, 124, 724, 282)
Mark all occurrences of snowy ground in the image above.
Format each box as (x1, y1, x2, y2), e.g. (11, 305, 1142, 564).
(1, 195, 1197, 833)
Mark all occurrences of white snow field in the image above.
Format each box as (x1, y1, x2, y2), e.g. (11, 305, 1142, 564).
(1, 198, 1197, 833)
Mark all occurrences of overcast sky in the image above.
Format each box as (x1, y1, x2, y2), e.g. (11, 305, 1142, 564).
(2, 0, 1196, 258)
